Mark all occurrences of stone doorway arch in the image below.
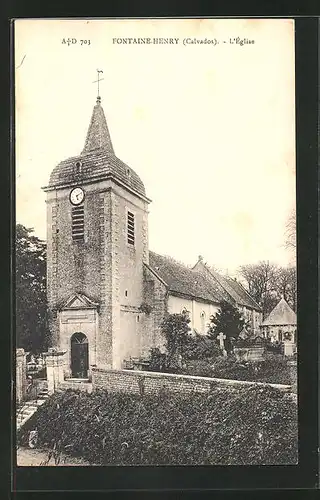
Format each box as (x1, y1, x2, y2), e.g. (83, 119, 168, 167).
(71, 332, 89, 378)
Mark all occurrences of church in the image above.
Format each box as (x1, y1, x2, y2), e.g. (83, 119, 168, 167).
(43, 96, 262, 379)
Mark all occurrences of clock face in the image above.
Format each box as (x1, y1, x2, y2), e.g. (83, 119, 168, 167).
(70, 187, 85, 206)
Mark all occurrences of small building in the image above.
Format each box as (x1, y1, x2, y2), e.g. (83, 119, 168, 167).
(260, 297, 297, 344)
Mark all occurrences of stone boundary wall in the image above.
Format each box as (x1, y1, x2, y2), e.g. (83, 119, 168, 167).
(91, 368, 292, 395)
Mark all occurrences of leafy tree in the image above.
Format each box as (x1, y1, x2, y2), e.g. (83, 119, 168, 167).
(184, 332, 221, 361)
(207, 301, 245, 353)
(16, 224, 48, 353)
(161, 311, 191, 368)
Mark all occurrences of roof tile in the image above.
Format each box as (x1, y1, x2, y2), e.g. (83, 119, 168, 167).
(148, 251, 224, 304)
(46, 100, 146, 198)
(261, 298, 296, 326)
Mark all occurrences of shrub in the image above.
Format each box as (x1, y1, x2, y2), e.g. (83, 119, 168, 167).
(184, 334, 221, 361)
(148, 348, 168, 372)
(182, 358, 215, 378)
(212, 354, 293, 385)
(211, 355, 248, 379)
(17, 385, 297, 465)
(263, 340, 283, 355)
(161, 312, 191, 368)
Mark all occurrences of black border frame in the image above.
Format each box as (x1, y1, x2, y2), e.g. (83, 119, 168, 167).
(7, 16, 319, 492)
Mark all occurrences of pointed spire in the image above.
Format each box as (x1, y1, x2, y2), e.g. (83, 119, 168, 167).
(82, 98, 115, 155)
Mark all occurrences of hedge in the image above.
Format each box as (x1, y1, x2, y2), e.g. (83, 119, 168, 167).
(17, 385, 298, 466)
(182, 354, 296, 386)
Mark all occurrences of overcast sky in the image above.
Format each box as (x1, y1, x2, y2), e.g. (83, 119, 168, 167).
(15, 19, 296, 275)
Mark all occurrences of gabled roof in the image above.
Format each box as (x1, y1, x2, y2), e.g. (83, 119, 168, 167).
(193, 260, 262, 311)
(147, 251, 224, 304)
(45, 98, 147, 199)
(261, 298, 296, 326)
(58, 292, 99, 311)
(223, 275, 262, 311)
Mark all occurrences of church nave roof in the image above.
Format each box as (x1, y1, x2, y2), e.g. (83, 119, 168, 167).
(147, 251, 225, 304)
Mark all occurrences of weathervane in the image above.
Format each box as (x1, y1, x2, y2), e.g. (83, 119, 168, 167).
(93, 69, 104, 102)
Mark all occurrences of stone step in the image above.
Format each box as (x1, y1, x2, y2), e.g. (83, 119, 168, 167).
(16, 397, 48, 430)
(18, 410, 36, 420)
(37, 392, 48, 398)
(36, 398, 47, 404)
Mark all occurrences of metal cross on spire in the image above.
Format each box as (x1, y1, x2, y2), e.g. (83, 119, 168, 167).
(93, 69, 104, 103)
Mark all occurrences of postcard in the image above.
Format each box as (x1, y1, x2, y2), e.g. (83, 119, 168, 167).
(14, 18, 297, 469)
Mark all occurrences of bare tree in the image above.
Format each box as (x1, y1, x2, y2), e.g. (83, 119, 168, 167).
(238, 261, 279, 318)
(285, 208, 296, 251)
(238, 261, 297, 318)
(275, 266, 297, 312)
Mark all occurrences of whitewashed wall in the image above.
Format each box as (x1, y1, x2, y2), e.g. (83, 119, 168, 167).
(167, 295, 220, 334)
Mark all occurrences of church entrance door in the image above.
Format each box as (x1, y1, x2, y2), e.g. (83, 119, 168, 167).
(71, 332, 89, 378)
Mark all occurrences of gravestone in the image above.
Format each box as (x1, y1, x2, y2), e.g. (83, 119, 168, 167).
(217, 332, 228, 357)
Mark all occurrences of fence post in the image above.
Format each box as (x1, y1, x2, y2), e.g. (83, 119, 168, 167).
(43, 348, 66, 395)
(16, 348, 27, 403)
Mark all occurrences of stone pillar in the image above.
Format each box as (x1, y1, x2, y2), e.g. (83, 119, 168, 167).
(16, 348, 27, 403)
(44, 348, 66, 395)
(284, 341, 295, 357)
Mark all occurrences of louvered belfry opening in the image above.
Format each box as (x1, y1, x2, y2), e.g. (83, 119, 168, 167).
(127, 210, 135, 245)
(72, 204, 84, 240)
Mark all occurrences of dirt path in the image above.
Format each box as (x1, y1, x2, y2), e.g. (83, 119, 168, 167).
(16, 446, 93, 466)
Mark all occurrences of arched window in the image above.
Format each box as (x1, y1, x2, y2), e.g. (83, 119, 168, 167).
(200, 311, 206, 334)
(74, 160, 82, 175)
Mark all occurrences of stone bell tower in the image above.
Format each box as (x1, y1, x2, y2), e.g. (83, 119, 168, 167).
(43, 95, 151, 377)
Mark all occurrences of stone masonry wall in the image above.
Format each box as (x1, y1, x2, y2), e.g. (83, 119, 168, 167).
(142, 266, 168, 353)
(92, 367, 292, 395)
(110, 184, 150, 368)
(46, 183, 108, 351)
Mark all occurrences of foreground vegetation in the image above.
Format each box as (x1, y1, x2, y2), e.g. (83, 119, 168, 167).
(18, 386, 297, 465)
(181, 353, 296, 387)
